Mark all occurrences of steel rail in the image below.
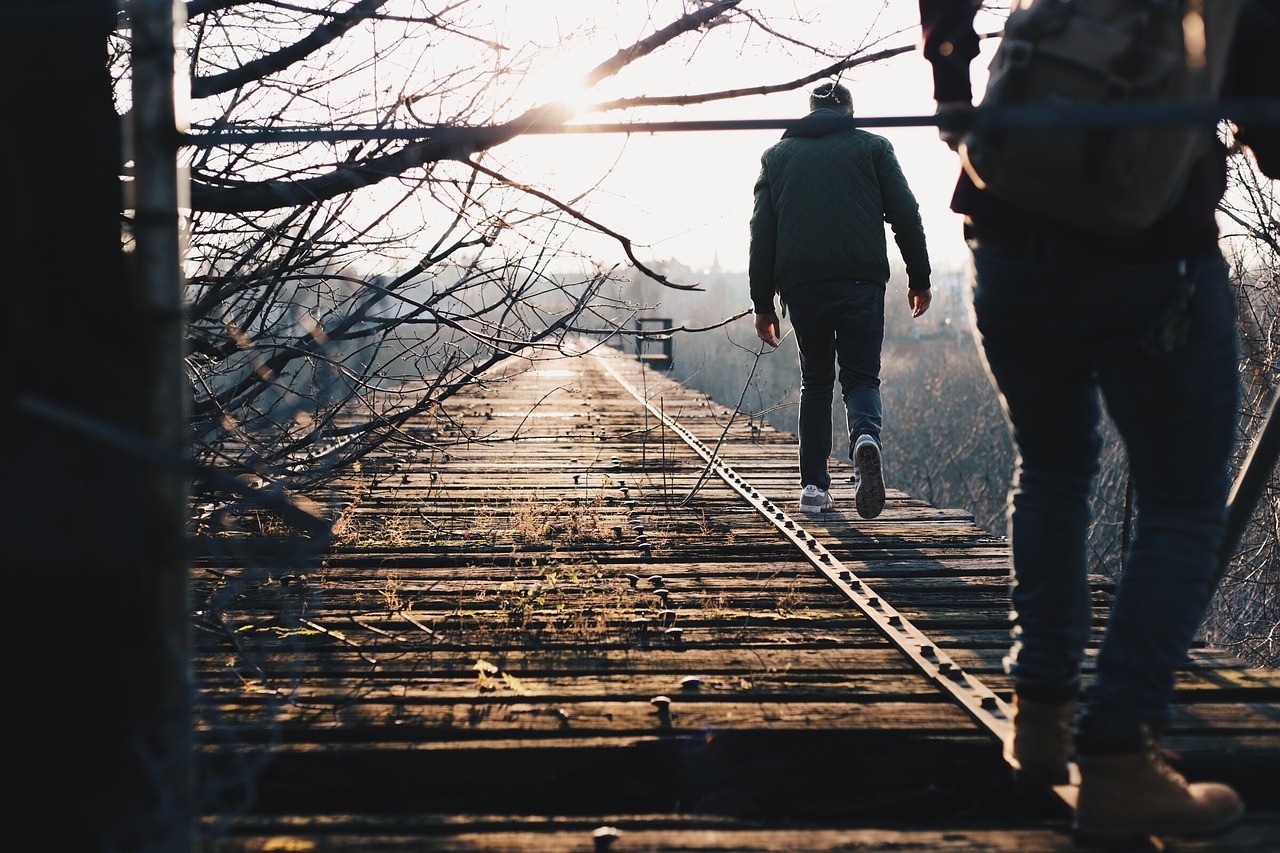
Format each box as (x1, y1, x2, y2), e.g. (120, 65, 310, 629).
(591, 356, 1009, 713)
(590, 351, 1013, 727)
(590, 347, 1082, 809)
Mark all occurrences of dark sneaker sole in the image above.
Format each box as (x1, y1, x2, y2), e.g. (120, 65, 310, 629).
(854, 441, 885, 519)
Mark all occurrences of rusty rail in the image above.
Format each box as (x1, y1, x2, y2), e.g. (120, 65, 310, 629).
(591, 349, 1091, 805)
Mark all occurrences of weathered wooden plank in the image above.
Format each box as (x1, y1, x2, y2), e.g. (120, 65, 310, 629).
(188, 645, 1280, 684)
(195, 697, 978, 733)
(195, 814, 1280, 853)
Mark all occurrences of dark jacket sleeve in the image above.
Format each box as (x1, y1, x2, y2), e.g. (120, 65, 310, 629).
(1224, 0, 1280, 179)
(876, 140, 932, 291)
(748, 155, 779, 313)
(918, 0, 983, 103)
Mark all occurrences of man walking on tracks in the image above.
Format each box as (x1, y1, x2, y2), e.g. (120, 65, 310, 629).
(920, 0, 1278, 842)
(749, 81, 933, 519)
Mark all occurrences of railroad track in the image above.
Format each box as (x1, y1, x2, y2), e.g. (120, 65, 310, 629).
(594, 351, 1020, 746)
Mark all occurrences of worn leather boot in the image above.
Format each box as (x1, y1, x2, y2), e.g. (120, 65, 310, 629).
(1004, 694, 1076, 786)
(1075, 727, 1244, 840)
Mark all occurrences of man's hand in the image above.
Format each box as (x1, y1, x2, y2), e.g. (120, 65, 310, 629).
(935, 101, 974, 152)
(754, 310, 781, 348)
(908, 289, 932, 319)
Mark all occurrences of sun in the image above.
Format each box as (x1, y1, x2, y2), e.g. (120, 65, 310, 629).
(526, 66, 599, 121)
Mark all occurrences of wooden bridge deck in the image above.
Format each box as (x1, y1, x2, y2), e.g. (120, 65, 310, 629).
(191, 344, 1280, 851)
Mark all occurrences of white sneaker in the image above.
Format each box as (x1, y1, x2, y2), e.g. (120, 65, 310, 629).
(798, 484, 834, 514)
(853, 434, 885, 519)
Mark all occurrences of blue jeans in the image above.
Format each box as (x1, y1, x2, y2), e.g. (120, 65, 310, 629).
(784, 280, 885, 491)
(970, 246, 1238, 748)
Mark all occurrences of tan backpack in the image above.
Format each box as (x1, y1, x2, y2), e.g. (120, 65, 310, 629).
(960, 0, 1245, 235)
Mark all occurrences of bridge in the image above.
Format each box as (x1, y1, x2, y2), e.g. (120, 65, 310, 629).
(192, 343, 1279, 851)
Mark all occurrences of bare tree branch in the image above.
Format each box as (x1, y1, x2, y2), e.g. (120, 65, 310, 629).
(586, 42, 917, 114)
(190, 102, 575, 211)
(189, 1, 748, 212)
(582, 0, 742, 87)
(461, 158, 703, 292)
(191, 0, 389, 99)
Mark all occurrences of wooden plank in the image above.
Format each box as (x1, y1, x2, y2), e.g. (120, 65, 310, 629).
(196, 814, 1280, 853)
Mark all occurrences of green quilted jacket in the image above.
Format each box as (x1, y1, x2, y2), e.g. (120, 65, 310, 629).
(749, 110, 931, 314)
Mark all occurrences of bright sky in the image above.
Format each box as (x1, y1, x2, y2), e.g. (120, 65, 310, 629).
(482, 1, 1002, 276)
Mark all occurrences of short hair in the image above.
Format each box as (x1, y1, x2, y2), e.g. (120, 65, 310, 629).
(810, 82, 852, 114)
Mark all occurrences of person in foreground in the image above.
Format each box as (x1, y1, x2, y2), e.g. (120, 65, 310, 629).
(749, 81, 932, 519)
(919, 0, 1279, 842)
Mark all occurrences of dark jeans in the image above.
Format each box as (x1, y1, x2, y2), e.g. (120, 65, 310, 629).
(784, 280, 885, 490)
(970, 246, 1238, 747)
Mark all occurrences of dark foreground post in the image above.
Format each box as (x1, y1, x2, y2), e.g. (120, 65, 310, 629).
(2, 1, 191, 849)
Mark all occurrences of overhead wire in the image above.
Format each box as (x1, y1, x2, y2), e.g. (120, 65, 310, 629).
(184, 99, 1280, 147)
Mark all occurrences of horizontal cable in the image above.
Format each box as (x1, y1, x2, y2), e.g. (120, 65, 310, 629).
(184, 99, 1280, 148)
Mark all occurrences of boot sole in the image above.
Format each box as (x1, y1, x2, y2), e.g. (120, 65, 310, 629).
(853, 441, 884, 519)
(1073, 800, 1245, 844)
